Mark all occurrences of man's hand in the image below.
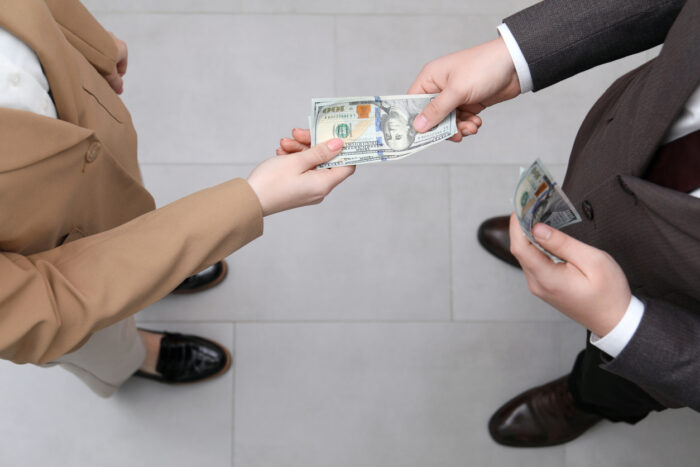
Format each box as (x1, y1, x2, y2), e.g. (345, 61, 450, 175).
(247, 138, 355, 216)
(508, 213, 632, 336)
(105, 31, 128, 94)
(408, 37, 521, 142)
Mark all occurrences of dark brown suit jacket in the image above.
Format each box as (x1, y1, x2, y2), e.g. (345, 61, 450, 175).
(506, 0, 700, 410)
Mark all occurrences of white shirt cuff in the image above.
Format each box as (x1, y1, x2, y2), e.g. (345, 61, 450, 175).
(497, 23, 534, 94)
(590, 296, 645, 358)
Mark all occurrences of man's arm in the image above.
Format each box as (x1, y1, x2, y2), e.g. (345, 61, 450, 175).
(602, 298, 700, 409)
(408, 0, 686, 133)
(505, 0, 686, 91)
(509, 215, 700, 411)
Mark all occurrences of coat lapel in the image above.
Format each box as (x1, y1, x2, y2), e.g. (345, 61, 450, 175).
(624, 0, 700, 176)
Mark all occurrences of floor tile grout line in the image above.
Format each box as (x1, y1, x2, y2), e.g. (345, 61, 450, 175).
(135, 318, 572, 325)
(231, 323, 237, 467)
(447, 166, 455, 321)
(93, 11, 511, 18)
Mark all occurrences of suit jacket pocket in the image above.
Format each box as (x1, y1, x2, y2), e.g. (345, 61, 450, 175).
(618, 174, 700, 236)
(80, 66, 130, 124)
(617, 174, 700, 304)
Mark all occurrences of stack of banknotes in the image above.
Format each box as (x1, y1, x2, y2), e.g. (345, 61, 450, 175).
(310, 94, 457, 168)
(514, 159, 582, 262)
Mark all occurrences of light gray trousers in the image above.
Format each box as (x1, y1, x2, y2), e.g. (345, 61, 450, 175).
(46, 317, 146, 397)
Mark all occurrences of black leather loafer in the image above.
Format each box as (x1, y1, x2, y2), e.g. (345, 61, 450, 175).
(477, 216, 521, 268)
(134, 330, 231, 384)
(171, 260, 228, 295)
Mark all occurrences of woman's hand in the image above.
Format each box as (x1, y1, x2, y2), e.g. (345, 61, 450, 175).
(105, 31, 128, 94)
(248, 138, 355, 216)
(277, 128, 311, 155)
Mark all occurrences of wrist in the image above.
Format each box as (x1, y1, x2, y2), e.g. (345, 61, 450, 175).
(496, 23, 532, 93)
(245, 176, 271, 217)
(590, 296, 645, 358)
(492, 36, 517, 80)
(477, 37, 522, 105)
(589, 291, 632, 337)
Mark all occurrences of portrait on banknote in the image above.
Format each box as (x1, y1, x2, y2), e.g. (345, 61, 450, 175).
(310, 94, 457, 168)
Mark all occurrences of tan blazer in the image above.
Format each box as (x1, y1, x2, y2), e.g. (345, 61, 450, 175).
(0, 0, 263, 365)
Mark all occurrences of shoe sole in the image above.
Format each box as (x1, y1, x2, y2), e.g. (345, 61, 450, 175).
(171, 260, 229, 295)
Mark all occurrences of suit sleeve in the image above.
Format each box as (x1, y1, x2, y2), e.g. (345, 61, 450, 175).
(43, 0, 118, 75)
(504, 0, 686, 91)
(0, 179, 263, 365)
(601, 297, 700, 411)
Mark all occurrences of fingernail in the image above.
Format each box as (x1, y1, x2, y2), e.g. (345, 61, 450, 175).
(533, 224, 552, 240)
(414, 114, 428, 132)
(327, 138, 343, 151)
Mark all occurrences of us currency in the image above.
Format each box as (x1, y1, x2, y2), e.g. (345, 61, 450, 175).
(310, 94, 457, 168)
(513, 159, 582, 263)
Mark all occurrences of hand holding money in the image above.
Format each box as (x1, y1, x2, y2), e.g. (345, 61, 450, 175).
(508, 213, 632, 337)
(277, 128, 311, 156)
(248, 138, 354, 216)
(309, 94, 458, 168)
(408, 38, 520, 141)
(513, 159, 581, 262)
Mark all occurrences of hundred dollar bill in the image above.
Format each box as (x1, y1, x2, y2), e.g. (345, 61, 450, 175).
(514, 159, 582, 263)
(310, 94, 457, 168)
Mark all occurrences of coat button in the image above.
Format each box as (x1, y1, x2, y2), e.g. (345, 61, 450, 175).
(581, 200, 594, 220)
(85, 142, 101, 163)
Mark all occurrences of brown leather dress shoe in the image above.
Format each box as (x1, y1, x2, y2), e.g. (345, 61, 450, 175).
(488, 376, 602, 447)
(172, 260, 228, 295)
(477, 216, 521, 268)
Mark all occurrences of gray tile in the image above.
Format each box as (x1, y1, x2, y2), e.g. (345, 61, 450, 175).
(138, 164, 452, 322)
(557, 321, 588, 375)
(94, 14, 335, 164)
(86, 0, 241, 12)
(0, 322, 234, 467)
(450, 164, 571, 321)
(233, 322, 576, 467)
(335, 15, 652, 166)
(566, 408, 700, 467)
(242, 0, 539, 15)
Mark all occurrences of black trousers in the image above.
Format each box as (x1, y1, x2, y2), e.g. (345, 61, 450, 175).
(568, 333, 666, 423)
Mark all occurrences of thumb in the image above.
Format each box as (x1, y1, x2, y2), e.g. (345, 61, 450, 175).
(532, 223, 596, 268)
(413, 87, 462, 133)
(298, 138, 344, 169)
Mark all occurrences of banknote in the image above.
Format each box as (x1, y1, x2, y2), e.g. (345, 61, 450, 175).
(513, 159, 581, 263)
(310, 94, 457, 168)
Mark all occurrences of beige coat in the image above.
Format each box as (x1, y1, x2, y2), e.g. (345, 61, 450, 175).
(0, 0, 263, 364)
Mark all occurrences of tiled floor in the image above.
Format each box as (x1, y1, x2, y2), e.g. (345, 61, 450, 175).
(1, 1, 698, 466)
